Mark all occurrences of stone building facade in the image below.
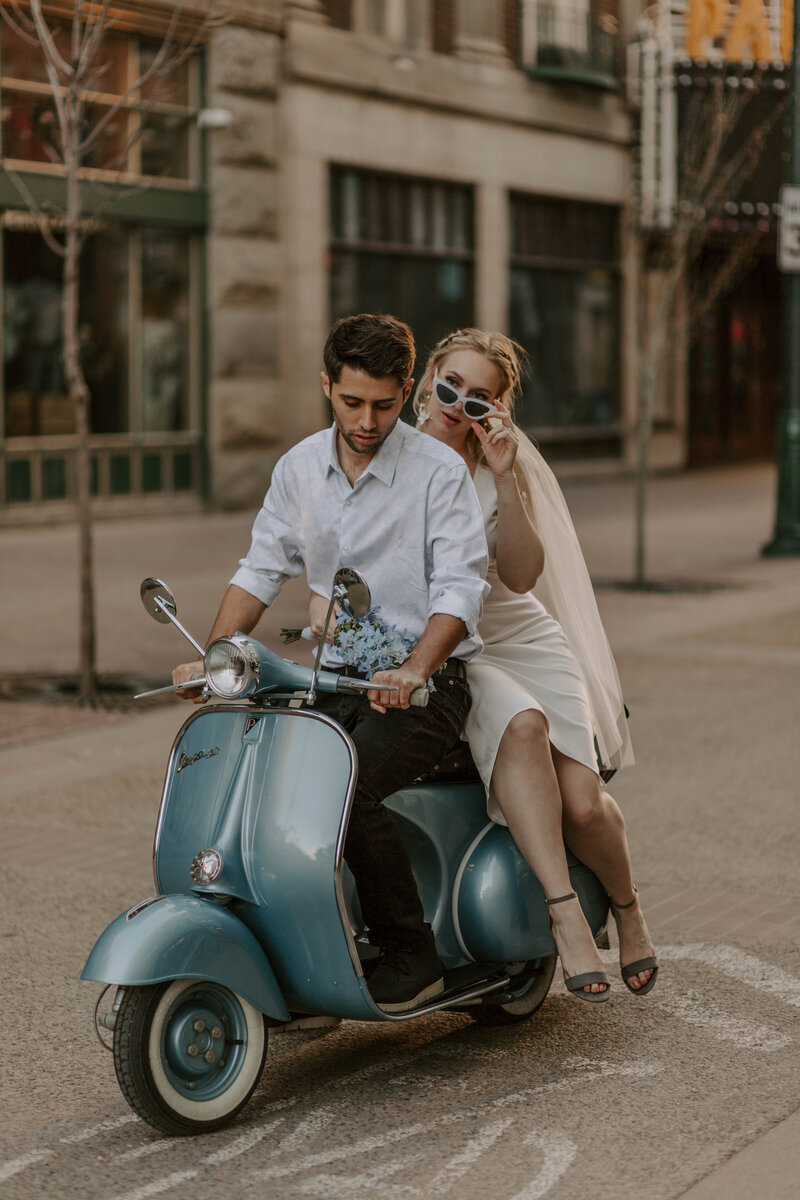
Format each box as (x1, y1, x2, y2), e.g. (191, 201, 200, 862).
(1, 0, 659, 520)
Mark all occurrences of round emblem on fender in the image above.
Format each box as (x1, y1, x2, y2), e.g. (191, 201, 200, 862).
(190, 849, 223, 884)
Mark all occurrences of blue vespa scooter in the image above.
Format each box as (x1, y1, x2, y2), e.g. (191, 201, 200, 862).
(83, 572, 610, 1136)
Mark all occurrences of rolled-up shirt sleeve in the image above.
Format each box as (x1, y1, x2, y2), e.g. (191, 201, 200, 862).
(229, 459, 305, 606)
(427, 463, 489, 642)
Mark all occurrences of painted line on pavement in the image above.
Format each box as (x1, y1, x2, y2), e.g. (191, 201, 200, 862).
(0, 1150, 52, 1183)
(296, 1148, 427, 1198)
(657, 990, 792, 1051)
(274, 1106, 336, 1155)
(250, 1058, 661, 1185)
(60, 1114, 139, 1144)
(202, 1117, 284, 1164)
(106, 1170, 198, 1200)
(661, 944, 800, 1008)
(428, 1115, 516, 1192)
(491, 1057, 663, 1108)
(116, 1140, 174, 1163)
(512, 1131, 578, 1200)
(251, 1115, 464, 1181)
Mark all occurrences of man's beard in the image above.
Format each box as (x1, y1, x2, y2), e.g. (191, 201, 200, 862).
(337, 418, 398, 456)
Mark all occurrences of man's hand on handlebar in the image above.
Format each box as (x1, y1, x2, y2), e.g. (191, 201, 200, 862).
(368, 665, 427, 714)
(172, 660, 207, 703)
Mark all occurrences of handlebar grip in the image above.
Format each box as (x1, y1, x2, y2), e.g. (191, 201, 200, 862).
(409, 687, 429, 708)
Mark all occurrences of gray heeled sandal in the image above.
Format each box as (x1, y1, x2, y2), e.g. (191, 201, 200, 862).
(609, 885, 659, 996)
(545, 891, 611, 1003)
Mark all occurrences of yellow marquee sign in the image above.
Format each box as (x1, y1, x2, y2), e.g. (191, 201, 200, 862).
(685, 0, 794, 63)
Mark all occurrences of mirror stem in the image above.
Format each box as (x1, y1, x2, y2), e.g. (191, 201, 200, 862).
(307, 586, 343, 705)
(154, 596, 206, 659)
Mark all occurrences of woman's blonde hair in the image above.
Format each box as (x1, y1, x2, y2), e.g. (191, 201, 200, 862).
(413, 328, 528, 459)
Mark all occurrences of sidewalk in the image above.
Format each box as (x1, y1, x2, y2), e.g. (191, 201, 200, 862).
(0, 462, 790, 684)
(2, 461, 797, 752)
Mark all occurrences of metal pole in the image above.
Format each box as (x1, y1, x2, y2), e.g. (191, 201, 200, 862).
(764, 0, 800, 555)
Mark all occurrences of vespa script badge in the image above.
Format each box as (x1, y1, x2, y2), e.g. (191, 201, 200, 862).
(176, 746, 220, 773)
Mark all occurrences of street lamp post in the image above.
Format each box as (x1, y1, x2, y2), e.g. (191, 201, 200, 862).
(765, 0, 800, 555)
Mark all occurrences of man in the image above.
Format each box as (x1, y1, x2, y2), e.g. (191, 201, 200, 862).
(174, 313, 488, 1011)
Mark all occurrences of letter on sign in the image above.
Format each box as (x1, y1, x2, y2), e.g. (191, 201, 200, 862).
(687, 0, 729, 58)
(726, 0, 773, 59)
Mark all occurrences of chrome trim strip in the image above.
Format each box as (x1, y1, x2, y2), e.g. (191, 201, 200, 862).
(382, 974, 512, 1022)
(450, 821, 494, 963)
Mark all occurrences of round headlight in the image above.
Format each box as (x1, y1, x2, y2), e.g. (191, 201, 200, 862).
(205, 636, 259, 698)
(190, 849, 223, 884)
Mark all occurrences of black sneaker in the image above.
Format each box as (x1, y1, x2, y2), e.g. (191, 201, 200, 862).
(368, 942, 445, 1012)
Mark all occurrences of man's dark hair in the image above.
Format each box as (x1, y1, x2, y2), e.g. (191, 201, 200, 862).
(323, 313, 415, 385)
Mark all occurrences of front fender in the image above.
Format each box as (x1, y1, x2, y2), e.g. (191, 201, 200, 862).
(81, 895, 290, 1021)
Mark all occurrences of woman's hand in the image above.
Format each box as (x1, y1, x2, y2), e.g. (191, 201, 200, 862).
(471, 410, 518, 480)
(471, 413, 544, 592)
(309, 591, 335, 643)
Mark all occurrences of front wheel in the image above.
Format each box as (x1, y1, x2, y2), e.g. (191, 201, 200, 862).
(471, 956, 557, 1026)
(113, 979, 267, 1136)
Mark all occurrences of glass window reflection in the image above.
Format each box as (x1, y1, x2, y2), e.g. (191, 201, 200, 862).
(141, 230, 190, 433)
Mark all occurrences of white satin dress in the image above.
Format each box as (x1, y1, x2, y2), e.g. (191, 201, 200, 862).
(466, 464, 599, 825)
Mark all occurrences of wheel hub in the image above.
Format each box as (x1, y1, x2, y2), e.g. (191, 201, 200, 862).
(160, 985, 248, 1100)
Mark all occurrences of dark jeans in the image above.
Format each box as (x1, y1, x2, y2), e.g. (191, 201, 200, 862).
(309, 662, 470, 955)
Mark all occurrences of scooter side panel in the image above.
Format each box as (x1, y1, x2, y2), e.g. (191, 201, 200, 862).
(454, 825, 610, 962)
(81, 894, 291, 1020)
(384, 780, 490, 969)
(155, 708, 381, 1021)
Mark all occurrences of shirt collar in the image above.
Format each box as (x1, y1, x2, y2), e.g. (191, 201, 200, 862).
(326, 419, 406, 487)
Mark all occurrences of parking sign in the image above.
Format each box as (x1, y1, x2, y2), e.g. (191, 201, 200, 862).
(778, 185, 800, 273)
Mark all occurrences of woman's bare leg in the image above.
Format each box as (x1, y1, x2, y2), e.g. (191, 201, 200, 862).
(552, 748, 656, 991)
(491, 710, 608, 994)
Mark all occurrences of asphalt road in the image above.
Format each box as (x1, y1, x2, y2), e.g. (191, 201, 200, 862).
(1, 463, 799, 1199)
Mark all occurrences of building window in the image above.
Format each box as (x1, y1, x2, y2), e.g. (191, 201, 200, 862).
(509, 192, 621, 454)
(1, 222, 201, 505)
(0, 26, 199, 183)
(0, 18, 205, 513)
(352, 0, 428, 47)
(330, 166, 474, 368)
(521, 0, 619, 85)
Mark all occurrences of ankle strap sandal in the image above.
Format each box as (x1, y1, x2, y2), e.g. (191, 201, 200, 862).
(545, 891, 611, 1003)
(608, 885, 659, 996)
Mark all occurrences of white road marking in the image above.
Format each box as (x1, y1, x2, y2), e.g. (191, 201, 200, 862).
(60, 1114, 139, 1144)
(251, 1115, 463, 1181)
(250, 1059, 658, 1190)
(492, 1056, 663, 1108)
(662, 944, 800, 1008)
(428, 1115, 516, 1192)
(296, 1148, 426, 1198)
(274, 1105, 336, 1154)
(0, 1149, 52, 1183)
(511, 1131, 578, 1200)
(116, 1140, 174, 1163)
(657, 990, 793, 1050)
(203, 1117, 284, 1164)
(106, 1169, 198, 1200)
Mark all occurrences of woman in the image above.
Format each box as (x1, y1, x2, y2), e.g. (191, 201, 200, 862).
(410, 328, 657, 1001)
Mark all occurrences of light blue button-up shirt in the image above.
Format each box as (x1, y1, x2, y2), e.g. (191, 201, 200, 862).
(231, 420, 489, 665)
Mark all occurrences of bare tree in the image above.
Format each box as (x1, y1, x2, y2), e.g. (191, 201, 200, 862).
(633, 54, 784, 585)
(0, 0, 215, 699)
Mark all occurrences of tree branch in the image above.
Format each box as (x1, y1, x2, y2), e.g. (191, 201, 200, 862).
(0, 2, 41, 47)
(0, 163, 66, 257)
